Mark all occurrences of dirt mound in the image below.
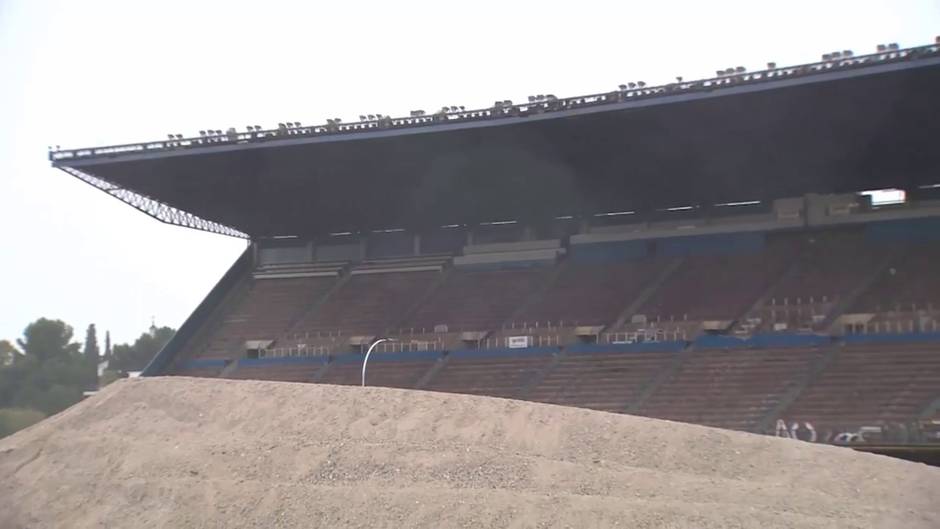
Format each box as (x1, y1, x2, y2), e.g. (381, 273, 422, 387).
(1, 377, 938, 528)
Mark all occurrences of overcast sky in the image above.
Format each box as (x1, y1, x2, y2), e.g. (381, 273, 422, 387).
(0, 0, 937, 348)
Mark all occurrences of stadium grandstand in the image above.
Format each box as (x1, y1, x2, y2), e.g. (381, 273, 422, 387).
(52, 38, 940, 464)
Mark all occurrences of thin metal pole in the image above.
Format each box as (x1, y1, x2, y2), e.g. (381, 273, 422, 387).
(361, 338, 390, 387)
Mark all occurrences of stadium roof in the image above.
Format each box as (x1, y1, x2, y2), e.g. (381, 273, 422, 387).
(51, 42, 940, 239)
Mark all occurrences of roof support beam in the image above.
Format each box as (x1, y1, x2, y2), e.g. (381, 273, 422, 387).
(57, 166, 248, 239)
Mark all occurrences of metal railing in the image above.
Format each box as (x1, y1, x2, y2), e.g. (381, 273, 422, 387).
(480, 334, 562, 349)
(602, 329, 687, 344)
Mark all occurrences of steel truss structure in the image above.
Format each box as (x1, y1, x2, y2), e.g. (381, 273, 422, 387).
(57, 166, 248, 238)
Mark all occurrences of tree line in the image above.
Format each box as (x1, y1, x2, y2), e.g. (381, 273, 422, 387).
(0, 319, 175, 438)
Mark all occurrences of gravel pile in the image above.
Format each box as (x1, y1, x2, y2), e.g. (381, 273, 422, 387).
(1, 376, 938, 528)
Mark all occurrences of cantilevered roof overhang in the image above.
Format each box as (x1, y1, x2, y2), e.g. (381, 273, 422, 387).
(52, 44, 940, 238)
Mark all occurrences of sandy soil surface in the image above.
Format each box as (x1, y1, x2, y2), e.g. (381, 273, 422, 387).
(1, 376, 938, 528)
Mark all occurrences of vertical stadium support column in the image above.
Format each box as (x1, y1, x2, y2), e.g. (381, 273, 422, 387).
(522, 225, 534, 241)
(359, 237, 368, 261)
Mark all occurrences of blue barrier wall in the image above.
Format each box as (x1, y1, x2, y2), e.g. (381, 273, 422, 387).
(694, 333, 832, 350)
(179, 358, 229, 369)
(449, 346, 559, 360)
(841, 332, 940, 345)
(566, 341, 686, 355)
(332, 350, 444, 365)
(240, 356, 328, 367)
(751, 333, 833, 348)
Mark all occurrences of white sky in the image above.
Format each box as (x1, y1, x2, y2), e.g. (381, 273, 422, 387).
(0, 0, 937, 347)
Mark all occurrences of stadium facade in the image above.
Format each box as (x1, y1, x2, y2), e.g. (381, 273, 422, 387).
(52, 39, 940, 462)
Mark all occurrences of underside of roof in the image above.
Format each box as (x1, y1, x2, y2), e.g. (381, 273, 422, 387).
(52, 46, 940, 238)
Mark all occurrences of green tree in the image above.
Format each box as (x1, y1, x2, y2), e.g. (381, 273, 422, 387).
(16, 318, 80, 363)
(1, 319, 86, 417)
(110, 326, 175, 373)
(83, 324, 100, 360)
(0, 408, 47, 438)
(83, 324, 100, 389)
(0, 340, 18, 366)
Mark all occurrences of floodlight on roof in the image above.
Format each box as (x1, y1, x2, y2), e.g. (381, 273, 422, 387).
(637, 81, 646, 88)
(199, 130, 206, 135)
(359, 115, 367, 121)
(676, 76, 683, 82)
(167, 134, 175, 140)
(278, 123, 285, 128)
(843, 50, 853, 57)
(527, 95, 535, 102)
(715, 70, 724, 77)
(294, 122, 301, 127)
(618, 84, 627, 90)
(628, 82, 637, 88)
(503, 100, 511, 106)
(822, 53, 831, 61)
(176, 134, 183, 140)
(888, 43, 899, 50)
(766, 62, 776, 69)
(877, 44, 887, 52)
(832, 51, 842, 59)
(459, 105, 465, 111)
(254, 125, 261, 130)
(735, 66, 745, 73)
